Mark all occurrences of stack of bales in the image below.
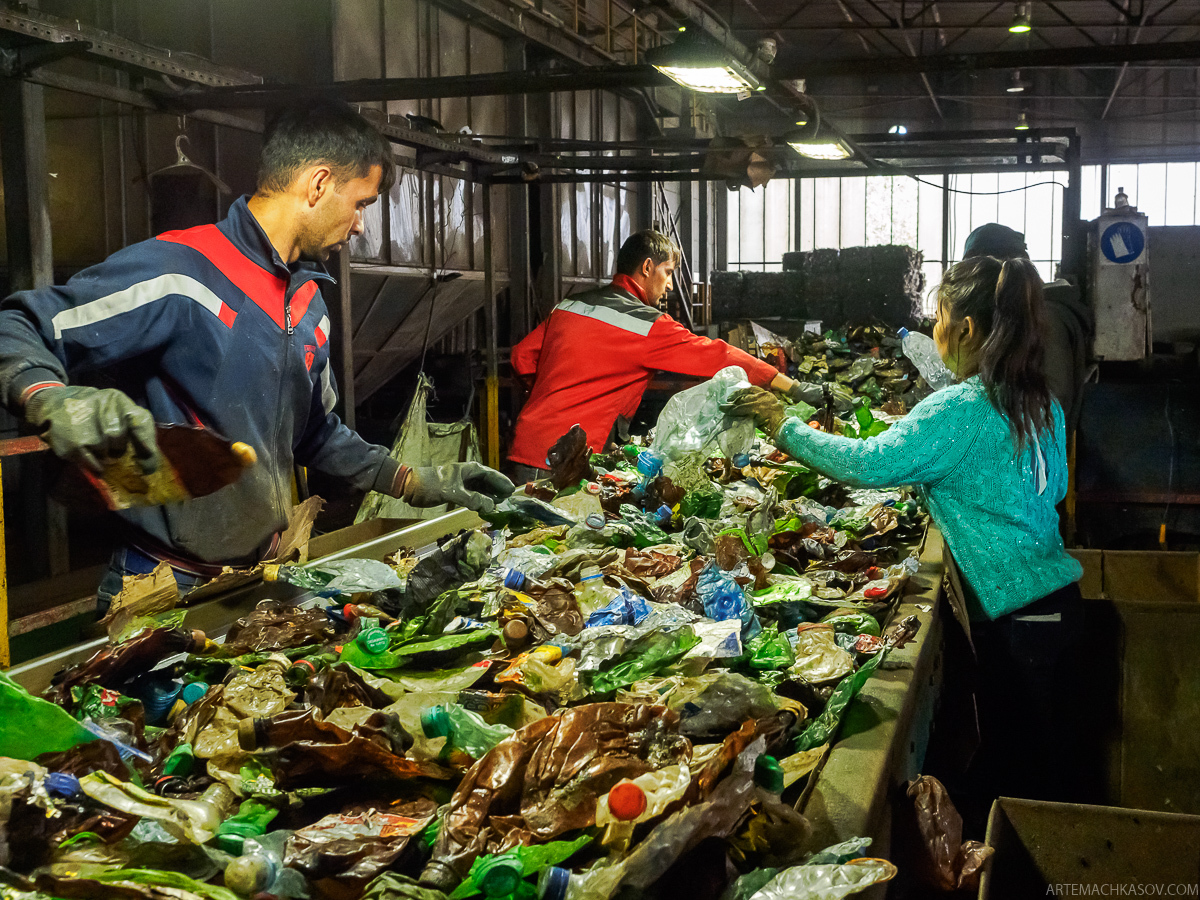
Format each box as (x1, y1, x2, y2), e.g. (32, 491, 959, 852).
(712, 245, 925, 329)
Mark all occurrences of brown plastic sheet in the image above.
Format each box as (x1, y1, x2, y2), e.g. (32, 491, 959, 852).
(905, 774, 994, 891)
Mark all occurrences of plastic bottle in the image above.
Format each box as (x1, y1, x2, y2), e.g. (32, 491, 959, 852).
(595, 764, 690, 854)
(695, 563, 762, 641)
(575, 567, 616, 618)
(215, 799, 280, 854)
(896, 327, 955, 390)
(338, 617, 402, 669)
(421, 703, 515, 760)
(129, 675, 183, 727)
(0, 671, 98, 760)
(224, 839, 282, 896)
(473, 855, 536, 900)
(261, 558, 403, 595)
(162, 742, 195, 777)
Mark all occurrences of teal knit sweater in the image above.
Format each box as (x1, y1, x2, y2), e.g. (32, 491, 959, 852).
(775, 376, 1082, 620)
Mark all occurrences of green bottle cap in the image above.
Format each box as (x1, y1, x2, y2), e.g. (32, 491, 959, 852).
(421, 705, 451, 739)
(357, 627, 390, 655)
(476, 856, 525, 899)
(754, 754, 785, 794)
(214, 818, 262, 855)
(623, 444, 639, 460)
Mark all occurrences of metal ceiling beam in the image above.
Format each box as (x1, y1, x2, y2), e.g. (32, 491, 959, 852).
(159, 66, 670, 108)
(775, 37, 1200, 76)
(0, 4, 259, 87)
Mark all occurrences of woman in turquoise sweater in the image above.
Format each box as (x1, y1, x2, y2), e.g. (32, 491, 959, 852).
(730, 255, 1084, 809)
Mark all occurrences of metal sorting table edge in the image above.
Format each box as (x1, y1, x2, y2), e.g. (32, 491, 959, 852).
(798, 524, 945, 859)
(6, 508, 483, 696)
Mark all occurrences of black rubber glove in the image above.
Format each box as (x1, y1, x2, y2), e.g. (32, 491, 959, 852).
(25, 385, 160, 475)
(403, 462, 515, 514)
(721, 386, 787, 438)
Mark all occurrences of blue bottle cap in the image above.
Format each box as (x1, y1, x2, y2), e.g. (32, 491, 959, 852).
(656, 504, 673, 523)
(503, 569, 526, 591)
(44, 772, 80, 798)
(181, 682, 209, 705)
(538, 867, 570, 900)
(732, 453, 750, 468)
(897, 327, 910, 338)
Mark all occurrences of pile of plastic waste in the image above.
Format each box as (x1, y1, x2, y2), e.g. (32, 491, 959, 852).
(0, 330, 933, 900)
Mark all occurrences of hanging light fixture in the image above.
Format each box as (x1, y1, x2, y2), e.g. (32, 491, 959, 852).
(1009, 2, 1032, 33)
(1007, 70, 1030, 93)
(1014, 111, 1031, 130)
(645, 35, 760, 94)
(785, 125, 853, 160)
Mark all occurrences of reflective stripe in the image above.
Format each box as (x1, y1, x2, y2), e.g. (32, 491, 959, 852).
(319, 361, 337, 414)
(315, 315, 330, 348)
(558, 299, 656, 337)
(52, 274, 232, 339)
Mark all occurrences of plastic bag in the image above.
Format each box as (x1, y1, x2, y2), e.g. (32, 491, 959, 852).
(652, 366, 755, 463)
(905, 775, 993, 891)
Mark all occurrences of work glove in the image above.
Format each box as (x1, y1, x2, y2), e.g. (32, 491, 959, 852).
(784, 380, 823, 406)
(721, 386, 788, 439)
(400, 462, 515, 514)
(24, 385, 160, 475)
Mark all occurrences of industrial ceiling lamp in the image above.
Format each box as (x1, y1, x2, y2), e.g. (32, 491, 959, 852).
(645, 34, 760, 94)
(1009, 2, 1032, 33)
(1007, 69, 1030, 93)
(1014, 111, 1031, 130)
(785, 125, 853, 160)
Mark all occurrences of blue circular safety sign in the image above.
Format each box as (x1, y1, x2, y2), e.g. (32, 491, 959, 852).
(1101, 220, 1145, 264)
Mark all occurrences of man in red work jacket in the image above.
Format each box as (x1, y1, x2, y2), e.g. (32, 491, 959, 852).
(508, 230, 804, 479)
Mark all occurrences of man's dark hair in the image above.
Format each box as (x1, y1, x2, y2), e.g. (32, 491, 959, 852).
(256, 101, 396, 195)
(616, 230, 679, 276)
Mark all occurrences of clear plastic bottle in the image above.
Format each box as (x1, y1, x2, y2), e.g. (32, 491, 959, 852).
(595, 764, 691, 855)
(896, 327, 956, 390)
(261, 558, 402, 595)
(575, 567, 616, 618)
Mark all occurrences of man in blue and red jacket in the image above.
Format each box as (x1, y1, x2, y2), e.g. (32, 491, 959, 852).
(0, 102, 511, 606)
(508, 230, 805, 479)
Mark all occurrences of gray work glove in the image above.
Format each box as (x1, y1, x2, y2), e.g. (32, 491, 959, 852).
(402, 462, 515, 514)
(25, 385, 160, 475)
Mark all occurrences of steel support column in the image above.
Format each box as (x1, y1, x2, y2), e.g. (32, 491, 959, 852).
(482, 186, 500, 469)
(335, 249, 357, 431)
(0, 76, 69, 584)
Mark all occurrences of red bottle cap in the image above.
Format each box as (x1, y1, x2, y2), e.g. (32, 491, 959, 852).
(607, 781, 647, 821)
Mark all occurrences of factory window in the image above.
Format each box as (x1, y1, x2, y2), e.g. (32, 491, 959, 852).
(728, 170, 1090, 314)
(1091, 162, 1200, 226)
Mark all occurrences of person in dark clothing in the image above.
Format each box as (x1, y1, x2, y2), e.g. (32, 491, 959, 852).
(962, 223, 1094, 434)
(0, 102, 512, 607)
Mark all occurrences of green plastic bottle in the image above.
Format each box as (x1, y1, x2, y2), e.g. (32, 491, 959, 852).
(448, 837, 592, 900)
(215, 799, 280, 854)
(0, 672, 95, 760)
(339, 618, 403, 669)
(421, 703, 514, 761)
(162, 742, 195, 777)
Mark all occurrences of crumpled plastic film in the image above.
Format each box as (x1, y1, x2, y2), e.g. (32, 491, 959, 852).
(652, 366, 755, 463)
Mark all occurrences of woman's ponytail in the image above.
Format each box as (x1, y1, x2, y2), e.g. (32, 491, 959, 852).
(939, 256, 1055, 449)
